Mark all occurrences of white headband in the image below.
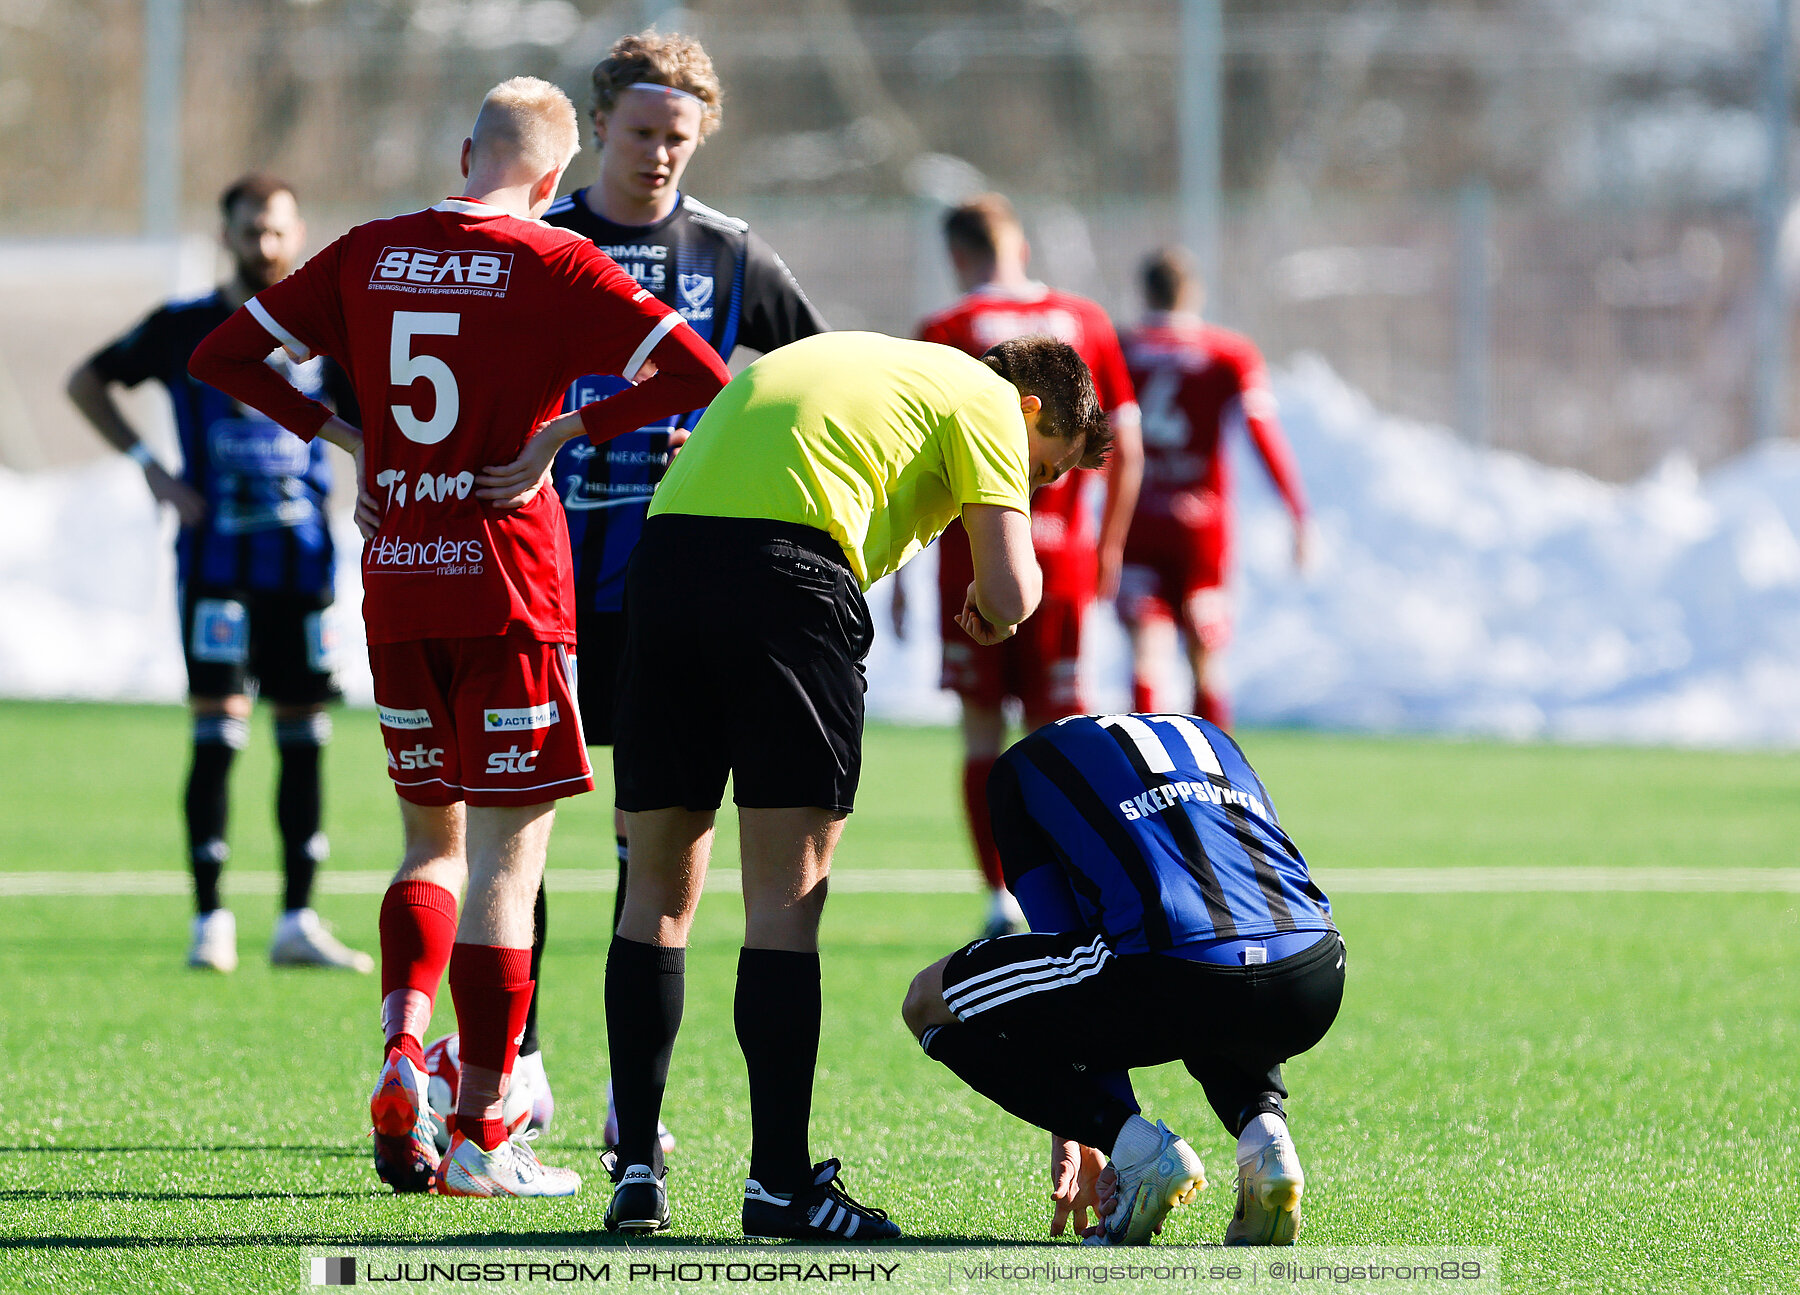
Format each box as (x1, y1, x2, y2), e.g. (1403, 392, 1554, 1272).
(623, 81, 705, 107)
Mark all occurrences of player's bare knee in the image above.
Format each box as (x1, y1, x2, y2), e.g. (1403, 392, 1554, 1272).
(393, 800, 466, 887)
(191, 694, 252, 720)
(903, 958, 955, 1039)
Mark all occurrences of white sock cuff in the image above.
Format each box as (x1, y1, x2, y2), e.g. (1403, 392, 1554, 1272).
(1237, 1112, 1289, 1163)
(1110, 1113, 1164, 1170)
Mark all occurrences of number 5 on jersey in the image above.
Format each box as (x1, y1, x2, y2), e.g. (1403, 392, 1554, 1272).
(391, 311, 460, 444)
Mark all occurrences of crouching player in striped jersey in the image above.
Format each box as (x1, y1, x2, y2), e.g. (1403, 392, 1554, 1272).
(902, 713, 1344, 1245)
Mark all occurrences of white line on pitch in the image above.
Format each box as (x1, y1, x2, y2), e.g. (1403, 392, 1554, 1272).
(2, 867, 1799, 898)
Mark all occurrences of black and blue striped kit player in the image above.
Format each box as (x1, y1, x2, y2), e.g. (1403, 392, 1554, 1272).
(90, 291, 343, 597)
(910, 713, 1346, 1244)
(543, 191, 826, 619)
(990, 712, 1336, 964)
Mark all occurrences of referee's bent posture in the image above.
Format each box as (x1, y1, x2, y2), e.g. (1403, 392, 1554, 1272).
(585, 329, 1111, 1239)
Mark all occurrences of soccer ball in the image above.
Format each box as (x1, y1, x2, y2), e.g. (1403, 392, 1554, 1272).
(420, 1034, 531, 1153)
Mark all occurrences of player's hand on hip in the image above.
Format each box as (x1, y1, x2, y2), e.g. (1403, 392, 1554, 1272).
(146, 464, 207, 527)
(1049, 1136, 1106, 1238)
(957, 581, 1016, 645)
(476, 416, 571, 511)
(351, 442, 382, 540)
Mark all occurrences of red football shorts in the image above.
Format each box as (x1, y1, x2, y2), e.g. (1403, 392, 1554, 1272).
(369, 631, 592, 808)
(1117, 511, 1233, 651)
(939, 592, 1086, 719)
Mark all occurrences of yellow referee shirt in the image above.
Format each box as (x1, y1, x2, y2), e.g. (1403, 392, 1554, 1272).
(649, 332, 1033, 589)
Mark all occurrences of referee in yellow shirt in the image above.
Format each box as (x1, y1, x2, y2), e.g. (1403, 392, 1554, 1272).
(599, 330, 1112, 1240)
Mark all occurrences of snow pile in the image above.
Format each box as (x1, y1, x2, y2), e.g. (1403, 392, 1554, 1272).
(0, 468, 373, 706)
(11, 356, 1800, 746)
(1227, 356, 1800, 745)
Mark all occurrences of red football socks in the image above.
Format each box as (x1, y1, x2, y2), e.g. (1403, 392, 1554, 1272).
(961, 757, 1005, 891)
(1132, 679, 1157, 714)
(378, 880, 457, 1064)
(448, 943, 534, 1151)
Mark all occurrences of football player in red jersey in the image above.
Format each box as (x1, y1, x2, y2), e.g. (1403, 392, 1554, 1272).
(1118, 247, 1308, 730)
(190, 77, 730, 1198)
(898, 194, 1142, 938)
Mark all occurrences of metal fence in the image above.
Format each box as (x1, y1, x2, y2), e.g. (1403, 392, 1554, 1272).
(3, 0, 1794, 481)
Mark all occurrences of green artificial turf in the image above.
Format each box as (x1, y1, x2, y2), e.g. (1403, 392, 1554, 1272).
(0, 702, 1794, 1293)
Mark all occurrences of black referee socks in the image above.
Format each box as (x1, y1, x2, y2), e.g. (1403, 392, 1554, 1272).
(736, 947, 821, 1194)
(605, 936, 686, 1173)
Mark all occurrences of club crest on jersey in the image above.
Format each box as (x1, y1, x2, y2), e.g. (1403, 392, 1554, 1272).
(370, 248, 513, 297)
(678, 272, 714, 320)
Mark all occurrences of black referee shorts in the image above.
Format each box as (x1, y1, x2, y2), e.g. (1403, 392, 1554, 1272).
(940, 926, 1345, 1133)
(573, 608, 628, 746)
(612, 514, 874, 813)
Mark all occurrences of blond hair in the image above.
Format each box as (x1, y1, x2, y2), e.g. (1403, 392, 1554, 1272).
(470, 76, 582, 177)
(591, 31, 724, 140)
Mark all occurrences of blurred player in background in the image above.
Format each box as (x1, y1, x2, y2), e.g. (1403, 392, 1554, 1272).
(491, 30, 826, 1141)
(549, 330, 1111, 1240)
(903, 712, 1343, 1246)
(190, 77, 729, 1198)
(899, 194, 1142, 940)
(1118, 247, 1307, 729)
(66, 175, 371, 976)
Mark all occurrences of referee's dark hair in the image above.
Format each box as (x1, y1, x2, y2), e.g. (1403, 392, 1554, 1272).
(981, 335, 1113, 470)
(219, 173, 294, 221)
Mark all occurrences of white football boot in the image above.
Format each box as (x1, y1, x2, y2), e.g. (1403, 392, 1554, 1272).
(1098, 1116, 1206, 1245)
(187, 909, 238, 972)
(1225, 1113, 1304, 1245)
(437, 1129, 581, 1198)
(269, 907, 374, 972)
(602, 1079, 676, 1156)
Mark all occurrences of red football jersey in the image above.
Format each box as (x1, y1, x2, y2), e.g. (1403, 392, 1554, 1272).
(245, 199, 679, 645)
(1123, 313, 1306, 529)
(919, 283, 1137, 600)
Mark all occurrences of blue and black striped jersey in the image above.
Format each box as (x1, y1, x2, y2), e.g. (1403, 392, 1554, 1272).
(991, 714, 1335, 955)
(543, 190, 827, 614)
(90, 290, 347, 595)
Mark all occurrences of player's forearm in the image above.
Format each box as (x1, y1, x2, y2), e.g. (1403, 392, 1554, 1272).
(188, 309, 334, 442)
(1248, 414, 1308, 520)
(314, 416, 363, 456)
(964, 503, 1042, 628)
(1097, 409, 1144, 554)
(975, 563, 1040, 629)
(65, 363, 143, 454)
(578, 322, 731, 447)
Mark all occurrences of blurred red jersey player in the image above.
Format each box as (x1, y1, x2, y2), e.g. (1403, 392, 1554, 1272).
(189, 77, 729, 1198)
(901, 194, 1143, 937)
(1118, 247, 1307, 729)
